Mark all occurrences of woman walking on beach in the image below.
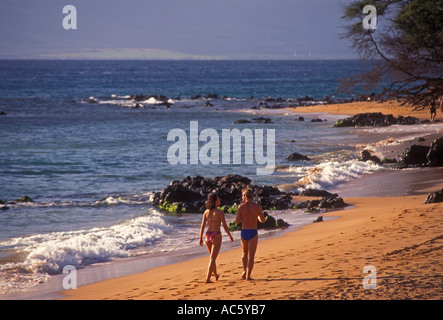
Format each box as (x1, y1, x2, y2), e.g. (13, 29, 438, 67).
(199, 192, 234, 283)
(430, 100, 437, 122)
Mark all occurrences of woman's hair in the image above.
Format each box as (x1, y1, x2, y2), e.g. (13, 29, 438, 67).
(205, 192, 219, 210)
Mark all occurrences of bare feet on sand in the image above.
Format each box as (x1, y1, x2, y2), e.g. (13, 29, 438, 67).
(241, 271, 253, 281)
(205, 273, 220, 283)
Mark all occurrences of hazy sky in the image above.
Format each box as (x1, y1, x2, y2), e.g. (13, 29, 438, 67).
(0, 0, 357, 59)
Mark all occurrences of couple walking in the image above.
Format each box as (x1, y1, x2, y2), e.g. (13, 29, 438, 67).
(199, 188, 265, 283)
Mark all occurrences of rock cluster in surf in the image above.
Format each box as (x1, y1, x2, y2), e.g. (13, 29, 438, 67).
(150, 174, 294, 214)
(150, 174, 348, 232)
(399, 137, 443, 168)
(333, 112, 421, 127)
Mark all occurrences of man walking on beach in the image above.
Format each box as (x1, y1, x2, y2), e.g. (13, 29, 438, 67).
(236, 188, 266, 280)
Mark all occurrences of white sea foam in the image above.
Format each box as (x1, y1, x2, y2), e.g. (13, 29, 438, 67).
(360, 123, 443, 137)
(3, 193, 152, 209)
(93, 195, 150, 206)
(140, 97, 162, 105)
(110, 94, 131, 99)
(96, 96, 176, 108)
(98, 99, 137, 108)
(354, 123, 443, 157)
(0, 209, 171, 294)
(281, 159, 382, 192)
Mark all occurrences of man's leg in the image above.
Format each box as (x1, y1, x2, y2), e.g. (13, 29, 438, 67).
(246, 236, 258, 280)
(241, 239, 249, 280)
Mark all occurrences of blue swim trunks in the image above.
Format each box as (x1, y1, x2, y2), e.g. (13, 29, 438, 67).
(241, 229, 258, 241)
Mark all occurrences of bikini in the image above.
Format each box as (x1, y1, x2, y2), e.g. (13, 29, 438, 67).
(205, 231, 221, 243)
(205, 211, 222, 243)
(241, 229, 258, 241)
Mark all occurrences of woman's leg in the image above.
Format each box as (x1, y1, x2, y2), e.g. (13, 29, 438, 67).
(205, 235, 222, 283)
(205, 240, 218, 280)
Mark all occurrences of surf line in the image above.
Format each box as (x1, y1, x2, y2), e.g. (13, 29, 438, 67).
(166, 121, 275, 175)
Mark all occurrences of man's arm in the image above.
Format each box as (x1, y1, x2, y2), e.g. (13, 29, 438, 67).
(235, 204, 243, 224)
(257, 206, 265, 223)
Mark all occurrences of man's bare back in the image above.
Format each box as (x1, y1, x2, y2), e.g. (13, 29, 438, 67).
(235, 189, 265, 280)
(236, 201, 265, 229)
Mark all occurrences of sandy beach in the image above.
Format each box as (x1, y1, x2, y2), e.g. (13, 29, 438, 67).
(290, 100, 440, 121)
(62, 191, 443, 300)
(60, 101, 443, 300)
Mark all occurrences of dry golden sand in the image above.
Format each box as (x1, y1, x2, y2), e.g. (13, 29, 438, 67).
(289, 100, 440, 121)
(61, 101, 443, 300)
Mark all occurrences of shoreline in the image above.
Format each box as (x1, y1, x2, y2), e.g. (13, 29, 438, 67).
(60, 180, 443, 300)
(59, 100, 443, 300)
(2, 220, 302, 300)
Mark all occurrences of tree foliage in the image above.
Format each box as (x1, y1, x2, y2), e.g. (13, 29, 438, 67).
(341, 0, 443, 108)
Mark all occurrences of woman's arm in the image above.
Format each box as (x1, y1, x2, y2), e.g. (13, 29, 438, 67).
(221, 211, 233, 242)
(199, 210, 208, 246)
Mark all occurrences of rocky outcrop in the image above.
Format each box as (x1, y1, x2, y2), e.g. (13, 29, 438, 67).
(334, 113, 421, 128)
(0, 195, 34, 210)
(400, 145, 430, 166)
(358, 150, 381, 165)
(293, 188, 347, 211)
(233, 117, 272, 124)
(151, 174, 293, 231)
(318, 196, 347, 209)
(397, 137, 443, 168)
(252, 117, 272, 123)
(286, 152, 311, 161)
(396, 115, 423, 125)
(150, 174, 296, 214)
(424, 188, 443, 204)
(14, 196, 34, 203)
(228, 211, 290, 231)
(0, 199, 9, 210)
(233, 119, 251, 124)
(426, 137, 443, 167)
(294, 195, 347, 210)
(299, 189, 337, 197)
(312, 216, 323, 223)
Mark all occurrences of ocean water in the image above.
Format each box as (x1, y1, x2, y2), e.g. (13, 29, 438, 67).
(0, 60, 438, 296)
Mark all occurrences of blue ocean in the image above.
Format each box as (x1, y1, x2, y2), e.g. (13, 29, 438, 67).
(0, 60, 409, 295)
